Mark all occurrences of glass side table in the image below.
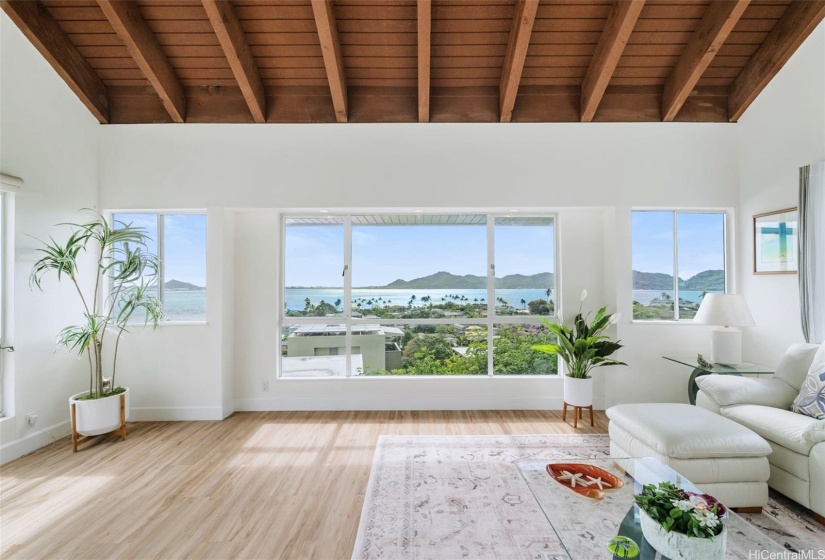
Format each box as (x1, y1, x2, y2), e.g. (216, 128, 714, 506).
(663, 356, 774, 405)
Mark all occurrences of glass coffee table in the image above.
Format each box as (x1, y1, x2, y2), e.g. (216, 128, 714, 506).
(517, 457, 785, 559)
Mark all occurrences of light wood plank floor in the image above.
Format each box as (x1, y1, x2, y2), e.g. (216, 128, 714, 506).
(1, 410, 608, 559)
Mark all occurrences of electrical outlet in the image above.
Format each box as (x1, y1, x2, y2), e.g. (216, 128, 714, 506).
(25, 413, 37, 428)
(262, 380, 270, 392)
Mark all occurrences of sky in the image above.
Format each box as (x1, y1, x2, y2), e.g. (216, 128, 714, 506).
(632, 211, 725, 279)
(114, 213, 207, 287)
(284, 219, 556, 287)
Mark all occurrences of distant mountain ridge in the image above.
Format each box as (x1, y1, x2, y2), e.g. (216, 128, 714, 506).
(164, 279, 205, 290)
(380, 271, 554, 290)
(633, 269, 724, 292)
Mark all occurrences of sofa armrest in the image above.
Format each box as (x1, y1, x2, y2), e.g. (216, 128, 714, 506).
(695, 376, 798, 409)
(805, 420, 825, 444)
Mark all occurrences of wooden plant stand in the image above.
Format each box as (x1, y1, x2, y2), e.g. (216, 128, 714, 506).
(70, 393, 127, 453)
(562, 401, 594, 429)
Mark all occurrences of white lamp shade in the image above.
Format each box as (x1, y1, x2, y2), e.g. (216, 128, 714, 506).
(693, 294, 756, 328)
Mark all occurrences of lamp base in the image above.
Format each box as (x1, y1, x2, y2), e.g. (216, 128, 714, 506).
(710, 327, 742, 365)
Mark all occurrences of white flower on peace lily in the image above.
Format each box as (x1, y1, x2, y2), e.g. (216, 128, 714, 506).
(580, 289, 588, 302)
(610, 313, 622, 325)
(670, 494, 721, 528)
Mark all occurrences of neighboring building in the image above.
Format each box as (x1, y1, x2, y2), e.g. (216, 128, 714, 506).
(286, 324, 403, 375)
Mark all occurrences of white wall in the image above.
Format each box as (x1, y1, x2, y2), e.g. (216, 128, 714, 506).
(98, 123, 739, 412)
(738, 23, 825, 367)
(0, 13, 100, 462)
(112, 208, 234, 421)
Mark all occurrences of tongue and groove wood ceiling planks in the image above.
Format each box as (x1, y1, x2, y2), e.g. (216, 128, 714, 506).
(3, 0, 824, 124)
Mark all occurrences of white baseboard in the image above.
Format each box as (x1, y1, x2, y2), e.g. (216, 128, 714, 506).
(129, 406, 225, 421)
(235, 396, 607, 411)
(0, 420, 71, 465)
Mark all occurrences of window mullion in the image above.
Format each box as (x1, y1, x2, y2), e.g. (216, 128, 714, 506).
(487, 215, 495, 376)
(344, 215, 352, 378)
(673, 211, 680, 321)
(158, 213, 165, 309)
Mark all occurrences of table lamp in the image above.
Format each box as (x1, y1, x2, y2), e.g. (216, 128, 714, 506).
(693, 294, 756, 365)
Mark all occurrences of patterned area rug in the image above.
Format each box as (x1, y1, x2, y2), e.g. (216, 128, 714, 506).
(352, 434, 825, 559)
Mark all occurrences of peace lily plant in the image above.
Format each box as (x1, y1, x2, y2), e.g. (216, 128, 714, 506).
(30, 212, 162, 441)
(532, 289, 626, 379)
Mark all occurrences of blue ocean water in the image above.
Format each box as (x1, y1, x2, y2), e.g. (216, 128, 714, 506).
(163, 290, 207, 321)
(285, 288, 554, 312)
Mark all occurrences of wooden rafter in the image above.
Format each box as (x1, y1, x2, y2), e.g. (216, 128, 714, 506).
(499, 0, 539, 123)
(580, 0, 645, 122)
(728, 0, 825, 122)
(417, 0, 431, 123)
(662, 0, 750, 122)
(202, 0, 265, 123)
(1, 0, 109, 123)
(97, 0, 186, 123)
(311, 0, 347, 123)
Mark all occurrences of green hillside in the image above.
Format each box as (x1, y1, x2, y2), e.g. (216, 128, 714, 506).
(382, 271, 554, 290)
(632, 269, 725, 292)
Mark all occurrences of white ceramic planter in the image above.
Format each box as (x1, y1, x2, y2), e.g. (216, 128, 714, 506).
(639, 508, 726, 560)
(563, 376, 593, 407)
(69, 388, 130, 437)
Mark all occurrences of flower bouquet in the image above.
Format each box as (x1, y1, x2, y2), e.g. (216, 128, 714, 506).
(634, 482, 727, 560)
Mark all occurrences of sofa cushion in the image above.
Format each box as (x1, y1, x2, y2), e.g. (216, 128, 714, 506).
(606, 403, 771, 459)
(773, 343, 821, 391)
(695, 376, 798, 409)
(791, 360, 825, 419)
(721, 405, 825, 455)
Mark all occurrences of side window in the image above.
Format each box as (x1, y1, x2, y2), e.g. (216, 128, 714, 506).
(632, 210, 727, 321)
(112, 212, 207, 323)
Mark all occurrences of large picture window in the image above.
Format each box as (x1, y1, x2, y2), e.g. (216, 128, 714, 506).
(281, 214, 558, 377)
(632, 210, 727, 321)
(113, 212, 207, 322)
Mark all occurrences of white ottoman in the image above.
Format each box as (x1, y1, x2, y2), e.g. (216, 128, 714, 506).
(606, 403, 772, 510)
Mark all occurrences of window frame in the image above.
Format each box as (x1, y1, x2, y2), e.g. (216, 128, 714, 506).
(278, 211, 560, 378)
(631, 208, 732, 323)
(107, 209, 209, 325)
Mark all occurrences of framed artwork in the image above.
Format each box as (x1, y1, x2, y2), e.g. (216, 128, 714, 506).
(753, 208, 798, 274)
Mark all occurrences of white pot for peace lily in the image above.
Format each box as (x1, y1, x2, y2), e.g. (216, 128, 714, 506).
(639, 508, 726, 560)
(563, 375, 593, 407)
(69, 388, 130, 437)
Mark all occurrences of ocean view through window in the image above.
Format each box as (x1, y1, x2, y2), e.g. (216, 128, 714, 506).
(281, 214, 558, 377)
(632, 210, 727, 321)
(113, 212, 207, 322)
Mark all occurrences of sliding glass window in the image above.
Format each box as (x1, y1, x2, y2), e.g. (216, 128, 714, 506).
(631, 210, 727, 321)
(280, 214, 558, 378)
(112, 212, 207, 323)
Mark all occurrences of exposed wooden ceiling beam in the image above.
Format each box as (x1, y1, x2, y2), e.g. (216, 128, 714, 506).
(417, 0, 431, 123)
(499, 0, 539, 123)
(662, 0, 750, 122)
(1, 0, 109, 123)
(728, 1, 825, 122)
(202, 0, 265, 123)
(97, 0, 186, 123)
(580, 0, 645, 122)
(311, 0, 347, 123)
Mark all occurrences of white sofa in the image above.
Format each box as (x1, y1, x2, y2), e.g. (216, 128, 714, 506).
(696, 342, 825, 523)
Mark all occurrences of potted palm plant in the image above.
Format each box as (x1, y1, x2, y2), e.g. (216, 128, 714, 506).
(30, 212, 162, 450)
(533, 289, 625, 408)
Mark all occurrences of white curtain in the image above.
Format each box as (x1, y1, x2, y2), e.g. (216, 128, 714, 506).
(800, 160, 825, 343)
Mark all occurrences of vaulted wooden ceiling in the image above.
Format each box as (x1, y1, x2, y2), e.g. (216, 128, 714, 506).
(3, 0, 824, 124)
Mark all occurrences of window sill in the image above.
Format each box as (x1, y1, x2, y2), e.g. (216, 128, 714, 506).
(630, 320, 703, 325)
(126, 321, 209, 327)
(275, 374, 562, 381)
